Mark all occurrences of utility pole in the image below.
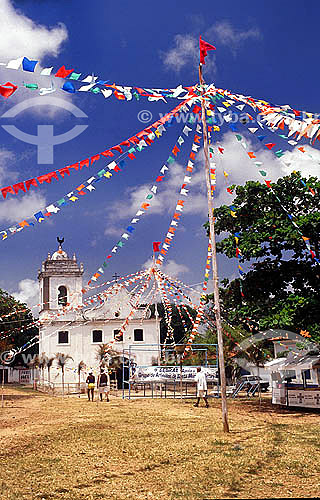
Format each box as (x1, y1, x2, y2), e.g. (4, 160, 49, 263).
(199, 64, 229, 433)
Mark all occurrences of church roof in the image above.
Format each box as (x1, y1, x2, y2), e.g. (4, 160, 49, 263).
(52, 246, 69, 260)
(39, 242, 83, 278)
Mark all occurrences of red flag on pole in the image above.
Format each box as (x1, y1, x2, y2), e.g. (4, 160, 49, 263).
(199, 36, 216, 65)
(153, 241, 161, 253)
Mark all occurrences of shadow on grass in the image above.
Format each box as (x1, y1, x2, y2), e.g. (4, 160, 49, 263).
(233, 398, 320, 417)
(2, 394, 37, 401)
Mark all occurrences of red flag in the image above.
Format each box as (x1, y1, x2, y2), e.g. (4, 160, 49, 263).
(58, 167, 70, 178)
(0, 82, 18, 98)
(37, 172, 59, 184)
(153, 241, 161, 253)
(1, 185, 15, 199)
(55, 66, 74, 78)
(25, 178, 38, 190)
(265, 143, 276, 150)
(101, 150, 114, 157)
(91, 154, 100, 164)
(80, 159, 89, 169)
(13, 182, 26, 194)
(199, 36, 216, 65)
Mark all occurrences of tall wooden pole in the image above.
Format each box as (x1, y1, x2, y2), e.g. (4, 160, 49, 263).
(199, 64, 229, 433)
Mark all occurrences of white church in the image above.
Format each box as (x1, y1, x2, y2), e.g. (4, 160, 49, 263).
(38, 242, 161, 385)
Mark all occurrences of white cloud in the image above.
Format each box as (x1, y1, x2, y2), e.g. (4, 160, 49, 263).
(0, 148, 16, 184)
(12, 278, 39, 310)
(104, 130, 320, 243)
(0, 191, 47, 224)
(212, 131, 320, 207)
(104, 161, 208, 235)
(0, 0, 68, 61)
(0, 1, 70, 118)
(160, 21, 261, 73)
(209, 21, 261, 55)
(142, 257, 189, 277)
(160, 34, 217, 74)
(280, 145, 320, 178)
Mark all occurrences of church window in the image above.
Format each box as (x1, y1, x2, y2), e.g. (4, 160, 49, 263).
(114, 329, 122, 341)
(134, 329, 144, 342)
(92, 330, 103, 343)
(58, 331, 69, 344)
(58, 286, 68, 307)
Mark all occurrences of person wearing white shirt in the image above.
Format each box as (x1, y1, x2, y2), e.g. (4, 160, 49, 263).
(194, 366, 209, 408)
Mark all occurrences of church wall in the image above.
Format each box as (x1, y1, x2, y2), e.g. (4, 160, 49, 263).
(39, 318, 160, 384)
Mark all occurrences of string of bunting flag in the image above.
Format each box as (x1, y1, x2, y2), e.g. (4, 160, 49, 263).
(105, 270, 152, 347)
(206, 86, 320, 136)
(0, 99, 191, 200)
(181, 243, 212, 359)
(0, 100, 192, 241)
(209, 97, 319, 267)
(0, 270, 145, 329)
(86, 116, 197, 288)
(231, 130, 319, 264)
(153, 271, 175, 349)
(155, 123, 203, 266)
(208, 94, 319, 265)
(160, 281, 195, 338)
(1, 56, 197, 101)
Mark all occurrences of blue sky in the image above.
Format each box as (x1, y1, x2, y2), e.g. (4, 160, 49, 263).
(0, 0, 319, 309)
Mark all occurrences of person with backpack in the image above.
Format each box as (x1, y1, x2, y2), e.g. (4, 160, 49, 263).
(97, 368, 110, 402)
(86, 372, 95, 401)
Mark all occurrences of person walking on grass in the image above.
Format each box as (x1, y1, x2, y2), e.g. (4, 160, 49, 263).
(86, 371, 95, 401)
(97, 368, 110, 402)
(194, 366, 209, 408)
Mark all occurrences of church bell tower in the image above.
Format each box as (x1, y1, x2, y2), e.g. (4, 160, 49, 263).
(38, 238, 84, 318)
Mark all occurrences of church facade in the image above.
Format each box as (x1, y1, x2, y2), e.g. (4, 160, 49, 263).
(38, 243, 160, 385)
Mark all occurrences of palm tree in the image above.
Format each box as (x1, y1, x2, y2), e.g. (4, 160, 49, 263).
(55, 352, 73, 396)
(46, 356, 55, 388)
(38, 353, 48, 386)
(77, 360, 86, 397)
(96, 344, 122, 389)
(95, 343, 109, 367)
(28, 355, 40, 388)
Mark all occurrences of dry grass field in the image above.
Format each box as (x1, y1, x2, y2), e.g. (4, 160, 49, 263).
(0, 386, 319, 500)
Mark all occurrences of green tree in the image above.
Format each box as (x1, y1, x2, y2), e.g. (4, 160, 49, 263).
(205, 173, 320, 340)
(0, 288, 38, 361)
(150, 303, 196, 344)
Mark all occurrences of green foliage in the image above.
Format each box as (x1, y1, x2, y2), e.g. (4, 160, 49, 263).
(150, 303, 196, 344)
(0, 287, 38, 362)
(205, 173, 320, 341)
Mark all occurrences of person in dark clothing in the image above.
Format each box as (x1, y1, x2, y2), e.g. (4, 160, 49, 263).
(86, 372, 95, 401)
(97, 369, 110, 402)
